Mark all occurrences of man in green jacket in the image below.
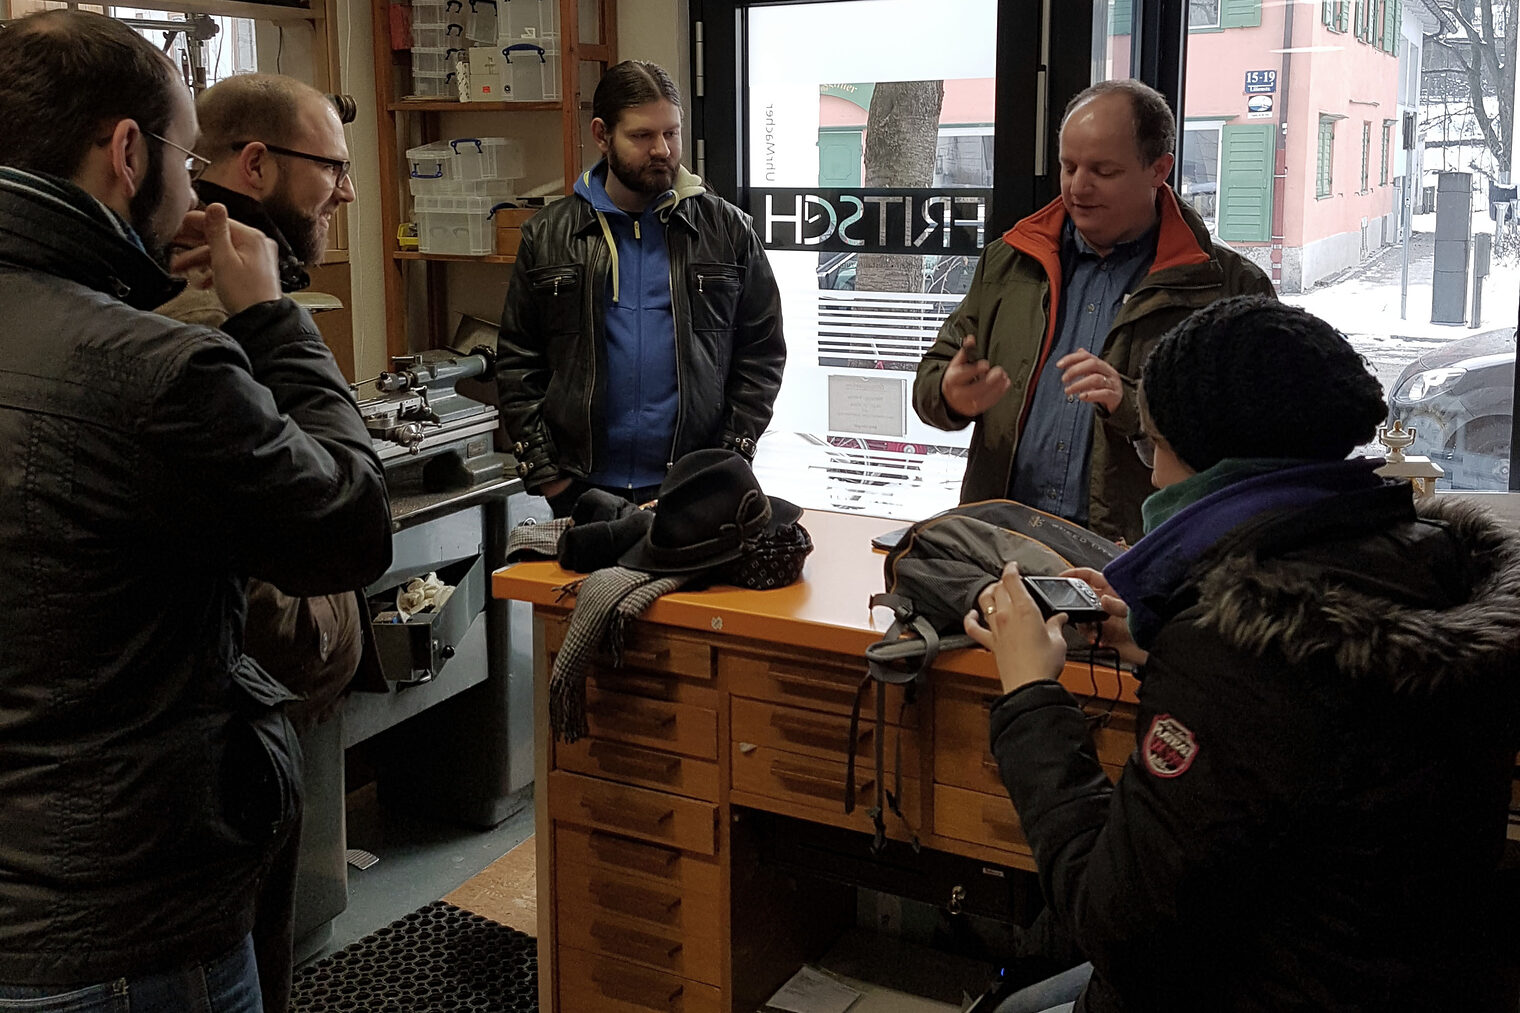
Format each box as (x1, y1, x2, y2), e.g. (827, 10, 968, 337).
(914, 79, 1274, 546)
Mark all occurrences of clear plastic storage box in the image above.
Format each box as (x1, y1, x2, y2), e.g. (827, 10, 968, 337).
(406, 137, 524, 195)
(409, 69, 455, 99)
(414, 194, 516, 256)
(499, 41, 559, 101)
(410, 23, 462, 48)
(465, 0, 498, 43)
(499, 0, 556, 41)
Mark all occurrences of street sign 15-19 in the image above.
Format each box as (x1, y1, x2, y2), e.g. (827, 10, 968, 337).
(1244, 69, 1277, 94)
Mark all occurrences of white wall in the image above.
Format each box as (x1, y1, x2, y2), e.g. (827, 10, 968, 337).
(335, 0, 388, 381)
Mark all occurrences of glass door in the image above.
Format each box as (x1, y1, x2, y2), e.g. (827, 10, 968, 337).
(737, 0, 1002, 518)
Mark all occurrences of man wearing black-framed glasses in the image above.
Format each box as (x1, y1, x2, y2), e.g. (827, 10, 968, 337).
(155, 72, 368, 1013)
(165, 72, 355, 298)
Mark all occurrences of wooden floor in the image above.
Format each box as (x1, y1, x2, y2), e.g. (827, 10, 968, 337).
(444, 834, 539, 936)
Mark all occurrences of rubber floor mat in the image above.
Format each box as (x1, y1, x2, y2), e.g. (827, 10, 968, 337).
(291, 900, 537, 1012)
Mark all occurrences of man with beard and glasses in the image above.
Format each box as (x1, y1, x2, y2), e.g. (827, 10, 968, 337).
(497, 60, 785, 516)
(159, 72, 356, 321)
(0, 12, 390, 1013)
(153, 72, 368, 1013)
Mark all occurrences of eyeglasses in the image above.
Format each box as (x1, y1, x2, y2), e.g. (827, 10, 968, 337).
(1130, 433, 1157, 469)
(147, 131, 212, 178)
(237, 141, 351, 187)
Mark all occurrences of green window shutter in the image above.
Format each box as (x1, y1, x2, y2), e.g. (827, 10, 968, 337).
(1385, 0, 1400, 52)
(1317, 117, 1336, 197)
(1111, 0, 1133, 35)
(1361, 122, 1371, 191)
(1323, 0, 1334, 25)
(1218, 123, 1274, 242)
(1354, 1, 1363, 38)
(1221, 0, 1261, 28)
(1337, 1, 1350, 31)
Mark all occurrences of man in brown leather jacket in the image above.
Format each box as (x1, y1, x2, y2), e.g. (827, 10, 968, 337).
(156, 73, 372, 1013)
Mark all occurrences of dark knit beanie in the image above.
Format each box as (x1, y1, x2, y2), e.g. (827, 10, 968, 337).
(1141, 295, 1388, 472)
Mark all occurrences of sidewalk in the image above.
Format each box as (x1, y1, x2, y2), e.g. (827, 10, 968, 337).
(1282, 225, 1517, 392)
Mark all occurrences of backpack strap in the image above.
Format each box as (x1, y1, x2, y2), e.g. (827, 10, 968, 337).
(848, 594, 938, 851)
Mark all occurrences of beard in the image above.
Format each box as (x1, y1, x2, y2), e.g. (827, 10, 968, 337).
(262, 185, 326, 267)
(127, 147, 170, 269)
(607, 143, 676, 198)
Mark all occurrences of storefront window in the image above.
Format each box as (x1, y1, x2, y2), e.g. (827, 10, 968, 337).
(745, 0, 997, 518)
(1183, 0, 1519, 491)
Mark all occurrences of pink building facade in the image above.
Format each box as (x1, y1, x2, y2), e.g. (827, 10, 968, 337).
(1171, 0, 1403, 291)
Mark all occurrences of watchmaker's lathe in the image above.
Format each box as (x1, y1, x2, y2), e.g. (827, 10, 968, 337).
(353, 346, 510, 489)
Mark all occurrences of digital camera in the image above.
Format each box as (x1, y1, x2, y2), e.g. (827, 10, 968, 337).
(1020, 575, 1108, 624)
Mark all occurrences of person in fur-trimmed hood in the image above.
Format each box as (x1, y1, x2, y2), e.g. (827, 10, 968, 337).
(967, 296, 1520, 1013)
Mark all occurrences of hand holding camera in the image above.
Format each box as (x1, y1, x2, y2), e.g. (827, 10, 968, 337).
(1019, 574, 1109, 625)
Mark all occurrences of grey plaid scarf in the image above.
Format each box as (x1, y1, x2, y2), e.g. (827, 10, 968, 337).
(505, 516, 571, 560)
(549, 566, 690, 742)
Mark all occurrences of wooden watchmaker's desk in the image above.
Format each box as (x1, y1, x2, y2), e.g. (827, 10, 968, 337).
(493, 510, 1141, 1013)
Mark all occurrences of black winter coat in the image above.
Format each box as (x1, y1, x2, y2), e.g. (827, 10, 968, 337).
(495, 168, 785, 491)
(991, 488, 1520, 1012)
(0, 171, 391, 985)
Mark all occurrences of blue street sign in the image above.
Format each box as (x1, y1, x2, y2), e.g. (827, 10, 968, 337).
(1244, 69, 1277, 94)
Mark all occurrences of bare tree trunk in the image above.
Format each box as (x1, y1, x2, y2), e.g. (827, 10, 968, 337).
(856, 80, 945, 293)
(1435, 0, 1515, 170)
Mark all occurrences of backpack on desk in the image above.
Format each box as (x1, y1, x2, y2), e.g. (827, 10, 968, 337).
(848, 499, 1125, 852)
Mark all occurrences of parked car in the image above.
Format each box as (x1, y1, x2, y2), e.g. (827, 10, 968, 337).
(1386, 327, 1516, 489)
(816, 252, 976, 294)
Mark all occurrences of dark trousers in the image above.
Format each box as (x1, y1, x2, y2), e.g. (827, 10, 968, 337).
(251, 808, 302, 1013)
(0, 935, 262, 1012)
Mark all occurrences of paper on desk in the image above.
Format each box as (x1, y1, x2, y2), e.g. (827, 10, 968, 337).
(764, 966, 861, 1013)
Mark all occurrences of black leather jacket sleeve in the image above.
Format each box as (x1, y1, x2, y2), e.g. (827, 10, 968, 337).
(721, 223, 785, 458)
(495, 228, 562, 492)
(146, 298, 392, 595)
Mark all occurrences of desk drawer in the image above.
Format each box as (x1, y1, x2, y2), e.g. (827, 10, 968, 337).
(731, 696, 919, 772)
(721, 648, 917, 725)
(556, 859, 722, 984)
(557, 824, 721, 893)
(936, 680, 1133, 793)
(557, 736, 719, 801)
(934, 783, 1028, 856)
(544, 620, 712, 682)
(550, 770, 717, 855)
(558, 946, 723, 1013)
(731, 742, 920, 833)
(579, 686, 718, 761)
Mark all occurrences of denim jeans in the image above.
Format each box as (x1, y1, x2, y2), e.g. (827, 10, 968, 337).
(0, 934, 261, 1012)
(993, 961, 1092, 1013)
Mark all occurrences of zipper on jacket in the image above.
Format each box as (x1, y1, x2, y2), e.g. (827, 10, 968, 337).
(634, 220, 642, 240)
(582, 238, 603, 475)
(698, 273, 704, 295)
(666, 228, 685, 469)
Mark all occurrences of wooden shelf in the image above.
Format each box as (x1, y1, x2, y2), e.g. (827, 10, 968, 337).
(388, 100, 561, 112)
(374, 0, 617, 361)
(392, 251, 516, 264)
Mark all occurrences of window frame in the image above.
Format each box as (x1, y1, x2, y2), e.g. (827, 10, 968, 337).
(1317, 115, 1336, 199)
(1188, 0, 1221, 31)
(1360, 120, 1371, 193)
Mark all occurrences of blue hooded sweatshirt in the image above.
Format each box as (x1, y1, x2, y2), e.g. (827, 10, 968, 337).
(575, 160, 690, 491)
